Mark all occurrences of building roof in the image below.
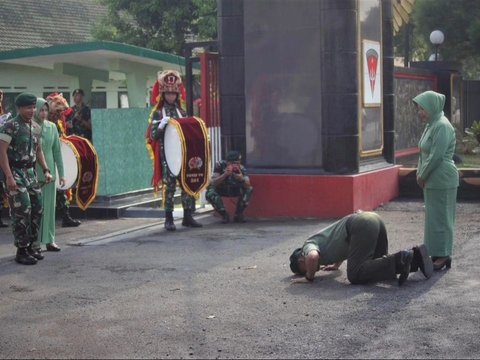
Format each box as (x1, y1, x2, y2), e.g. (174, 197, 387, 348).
(0, 0, 108, 51)
(393, 0, 416, 34)
(0, 41, 187, 71)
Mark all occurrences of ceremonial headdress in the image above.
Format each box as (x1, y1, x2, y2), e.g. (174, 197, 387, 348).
(150, 70, 184, 105)
(46, 92, 69, 113)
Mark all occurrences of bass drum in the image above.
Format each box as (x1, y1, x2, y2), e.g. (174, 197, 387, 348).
(163, 121, 183, 177)
(56, 139, 79, 190)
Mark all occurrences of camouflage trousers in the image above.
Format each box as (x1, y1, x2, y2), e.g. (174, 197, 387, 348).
(6, 170, 43, 249)
(205, 185, 253, 214)
(162, 161, 195, 212)
(56, 189, 70, 216)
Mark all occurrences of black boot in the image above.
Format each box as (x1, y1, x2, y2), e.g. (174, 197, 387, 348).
(0, 215, 8, 228)
(15, 248, 37, 265)
(182, 210, 203, 228)
(233, 205, 246, 223)
(395, 250, 414, 286)
(27, 245, 44, 260)
(62, 208, 81, 227)
(411, 245, 433, 278)
(219, 210, 230, 224)
(164, 211, 176, 231)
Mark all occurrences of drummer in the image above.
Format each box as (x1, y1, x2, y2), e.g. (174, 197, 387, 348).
(148, 70, 203, 231)
(46, 93, 81, 228)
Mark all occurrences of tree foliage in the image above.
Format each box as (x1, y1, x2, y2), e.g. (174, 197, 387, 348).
(92, 0, 217, 55)
(395, 0, 480, 79)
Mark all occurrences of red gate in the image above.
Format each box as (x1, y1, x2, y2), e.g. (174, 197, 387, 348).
(199, 52, 221, 170)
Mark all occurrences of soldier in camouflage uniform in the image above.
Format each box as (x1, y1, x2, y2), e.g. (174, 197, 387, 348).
(206, 150, 253, 223)
(0, 93, 53, 265)
(149, 70, 202, 231)
(0, 89, 11, 227)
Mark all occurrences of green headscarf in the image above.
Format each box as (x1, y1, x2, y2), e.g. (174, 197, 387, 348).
(412, 90, 446, 123)
(34, 98, 48, 124)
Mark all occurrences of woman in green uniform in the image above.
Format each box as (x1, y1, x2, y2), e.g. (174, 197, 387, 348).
(31, 98, 66, 252)
(413, 90, 459, 270)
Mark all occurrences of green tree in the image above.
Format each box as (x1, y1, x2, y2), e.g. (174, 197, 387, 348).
(395, 0, 480, 79)
(93, 0, 217, 55)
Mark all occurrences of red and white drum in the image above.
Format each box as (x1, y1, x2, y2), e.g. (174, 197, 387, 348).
(56, 139, 79, 190)
(164, 120, 183, 177)
(162, 117, 210, 196)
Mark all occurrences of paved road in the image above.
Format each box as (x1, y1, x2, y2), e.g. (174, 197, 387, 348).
(1, 201, 479, 359)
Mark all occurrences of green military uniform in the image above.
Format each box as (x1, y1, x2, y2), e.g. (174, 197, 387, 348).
(0, 111, 43, 250)
(66, 103, 92, 140)
(414, 91, 459, 258)
(205, 159, 253, 216)
(301, 212, 397, 284)
(150, 102, 196, 212)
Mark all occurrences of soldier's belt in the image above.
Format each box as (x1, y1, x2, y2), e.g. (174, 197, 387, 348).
(9, 161, 34, 169)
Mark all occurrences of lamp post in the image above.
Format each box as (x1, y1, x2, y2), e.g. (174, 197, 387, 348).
(429, 30, 445, 61)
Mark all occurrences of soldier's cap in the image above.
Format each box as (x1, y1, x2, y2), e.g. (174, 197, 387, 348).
(15, 92, 37, 107)
(226, 150, 241, 162)
(72, 88, 85, 96)
(289, 247, 305, 275)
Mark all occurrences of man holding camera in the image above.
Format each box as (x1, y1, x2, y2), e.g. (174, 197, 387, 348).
(206, 150, 253, 223)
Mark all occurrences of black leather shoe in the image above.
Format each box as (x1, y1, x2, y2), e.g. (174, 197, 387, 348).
(15, 248, 37, 265)
(182, 210, 203, 228)
(27, 246, 44, 260)
(0, 219, 8, 228)
(62, 216, 81, 227)
(433, 256, 452, 271)
(46, 243, 61, 252)
(396, 250, 414, 286)
(412, 245, 433, 278)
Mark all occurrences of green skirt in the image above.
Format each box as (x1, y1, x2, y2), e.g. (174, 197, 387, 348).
(423, 187, 457, 257)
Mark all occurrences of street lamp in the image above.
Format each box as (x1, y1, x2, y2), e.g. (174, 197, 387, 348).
(430, 30, 445, 61)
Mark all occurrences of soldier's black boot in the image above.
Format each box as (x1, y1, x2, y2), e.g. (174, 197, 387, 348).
(395, 250, 414, 286)
(62, 208, 81, 227)
(182, 210, 203, 228)
(15, 248, 37, 265)
(219, 210, 230, 224)
(411, 245, 433, 279)
(233, 204, 247, 223)
(164, 211, 176, 231)
(0, 214, 8, 228)
(27, 245, 44, 260)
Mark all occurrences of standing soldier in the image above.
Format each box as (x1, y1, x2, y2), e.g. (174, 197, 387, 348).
(0, 89, 11, 227)
(0, 93, 53, 265)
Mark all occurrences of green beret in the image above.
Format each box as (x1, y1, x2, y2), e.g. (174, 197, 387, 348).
(15, 92, 37, 107)
(226, 150, 241, 162)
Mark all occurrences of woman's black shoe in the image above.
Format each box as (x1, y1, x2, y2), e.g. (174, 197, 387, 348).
(433, 256, 451, 271)
(46, 243, 61, 252)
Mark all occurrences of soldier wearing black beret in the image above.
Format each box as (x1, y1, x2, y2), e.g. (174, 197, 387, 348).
(0, 92, 53, 265)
